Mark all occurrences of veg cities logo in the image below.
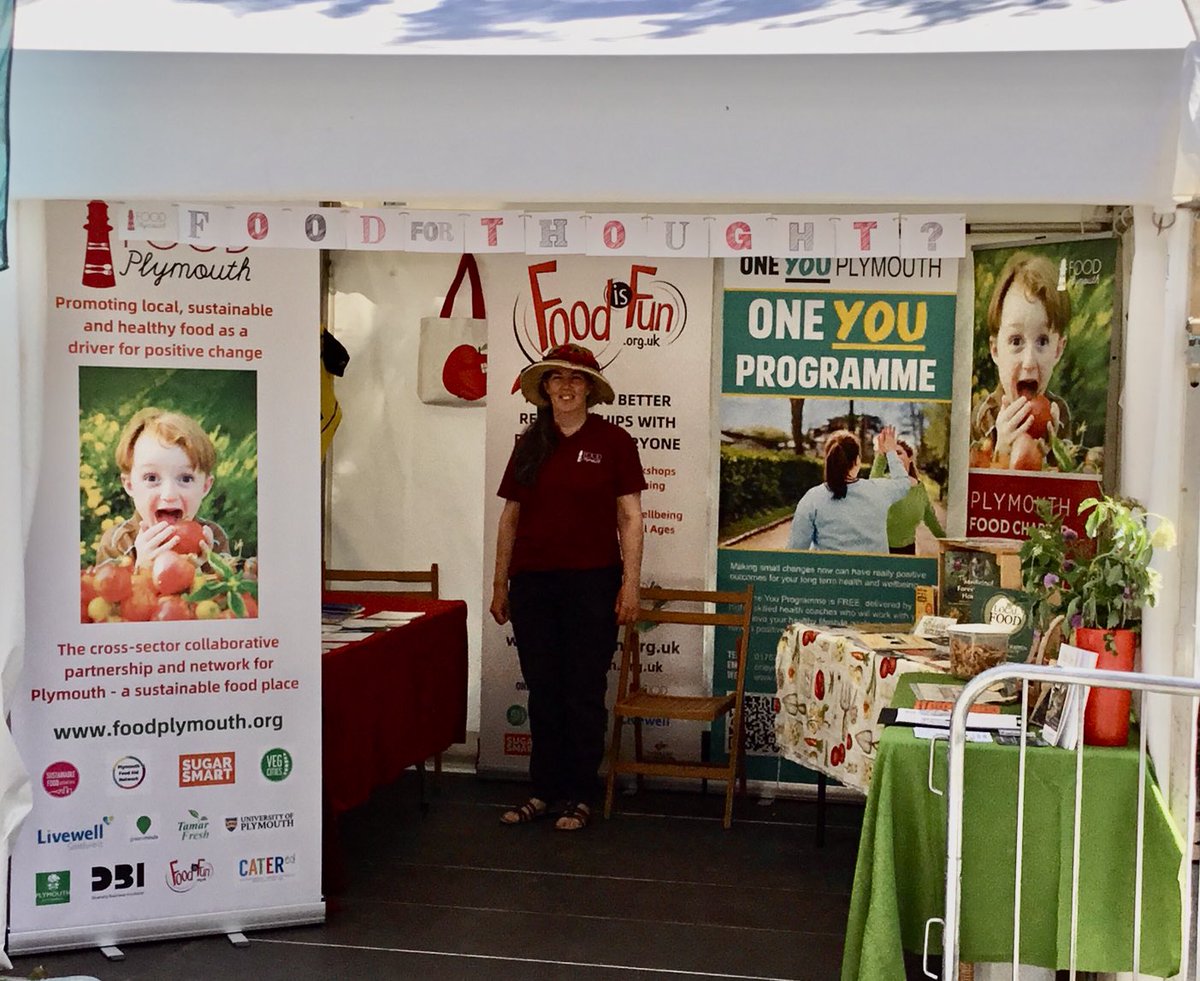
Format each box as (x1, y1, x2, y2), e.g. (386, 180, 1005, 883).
(260, 748, 292, 782)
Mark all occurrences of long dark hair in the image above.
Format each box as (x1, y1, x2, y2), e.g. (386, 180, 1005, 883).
(512, 404, 559, 486)
(823, 431, 860, 501)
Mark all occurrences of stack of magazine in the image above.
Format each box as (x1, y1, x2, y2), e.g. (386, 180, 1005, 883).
(1029, 643, 1098, 750)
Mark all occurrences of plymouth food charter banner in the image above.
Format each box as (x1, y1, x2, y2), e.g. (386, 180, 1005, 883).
(966, 239, 1116, 539)
(9, 201, 323, 952)
(479, 256, 715, 773)
(718, 255, 957, 781)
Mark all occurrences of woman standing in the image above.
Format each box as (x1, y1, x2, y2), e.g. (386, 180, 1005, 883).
(868, 438, 946, 554)
(490, 344, 645, 831)
(787, 426, 911, 553)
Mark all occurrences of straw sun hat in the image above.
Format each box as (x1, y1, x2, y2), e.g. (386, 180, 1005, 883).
(517, 343, 616, 407)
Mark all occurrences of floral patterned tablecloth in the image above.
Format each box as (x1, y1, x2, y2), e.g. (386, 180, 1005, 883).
(774, 622, 948, 793)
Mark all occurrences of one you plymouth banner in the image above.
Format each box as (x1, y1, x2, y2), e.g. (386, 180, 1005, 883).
(718, 255, 957, 781)
(478, 255, 715, 774)
(9, 201, 323, 953)
(966, 239, 1116, 540)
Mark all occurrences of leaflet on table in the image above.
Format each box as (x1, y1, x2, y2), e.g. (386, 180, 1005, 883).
(913, 727, 993, 742)
(878, 706, 1023, 731)
(1034, 643, 1098, 750)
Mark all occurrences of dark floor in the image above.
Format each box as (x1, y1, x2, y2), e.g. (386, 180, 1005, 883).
(7, 772, 866, 980)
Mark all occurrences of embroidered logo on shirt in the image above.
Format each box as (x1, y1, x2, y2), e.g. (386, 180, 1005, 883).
(578, 451, 603, 464)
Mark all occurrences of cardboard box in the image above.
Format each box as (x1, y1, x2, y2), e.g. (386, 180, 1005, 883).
(936, 538, 1023, 622)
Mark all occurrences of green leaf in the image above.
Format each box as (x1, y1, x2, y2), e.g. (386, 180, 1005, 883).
(207, 549, 235, 578)
(186, 581, 226, 603)
(229, 592, 246, 617)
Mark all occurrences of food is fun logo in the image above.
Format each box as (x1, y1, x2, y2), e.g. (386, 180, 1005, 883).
(510, 260, 689, 375)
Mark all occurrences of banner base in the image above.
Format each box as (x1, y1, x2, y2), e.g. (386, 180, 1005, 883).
(7, 901, 325, 955)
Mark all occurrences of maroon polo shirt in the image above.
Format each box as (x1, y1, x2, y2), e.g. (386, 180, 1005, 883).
(498, 414, 646, 574)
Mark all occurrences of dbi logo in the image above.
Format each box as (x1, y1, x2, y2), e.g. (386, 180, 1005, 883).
(91, 863, 146, 898)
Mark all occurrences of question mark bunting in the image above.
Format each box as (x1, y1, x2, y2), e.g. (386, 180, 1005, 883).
(920, 221, 944, 251)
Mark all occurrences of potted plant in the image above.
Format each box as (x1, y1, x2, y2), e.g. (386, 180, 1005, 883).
(1020, 495, 1175, 746)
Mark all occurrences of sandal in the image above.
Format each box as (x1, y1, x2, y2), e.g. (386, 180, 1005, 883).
(500, 797, 549, 825)
(555, 801, 591, 832)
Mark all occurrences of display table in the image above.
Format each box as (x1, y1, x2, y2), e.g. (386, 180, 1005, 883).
(841, 673, 1184, 981)
(322, 589, 468, 816)
(775, 623, 949, 792)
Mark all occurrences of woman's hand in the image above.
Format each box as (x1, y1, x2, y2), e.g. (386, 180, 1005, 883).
(132, 520, 179, 571)
(615, 578, 640, 626)
(490, 582, 510, 626)
(876, 425, 898, 455)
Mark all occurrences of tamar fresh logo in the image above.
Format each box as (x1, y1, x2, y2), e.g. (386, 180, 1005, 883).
(260, 748, 292, 782)
(178, 752, 235, 786)
(165, 858, 214, 893)
(35, 871, 70, 906)
(505, 704, 528, 726)
(112, 755, 146, 789)
(178, 809, 210, 841)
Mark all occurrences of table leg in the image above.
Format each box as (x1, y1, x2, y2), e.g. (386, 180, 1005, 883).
(816, 772, 827, 848)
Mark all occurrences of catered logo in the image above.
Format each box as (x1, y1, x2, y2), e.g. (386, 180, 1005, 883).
(237, 853, 296, 880)
(165, 858, 214, 893)
(505, 705, 528, 727)
(503, 732, 532, 756)
(91, 862, 146, 898)
(112, 755, 146, 789)
(178, 752, 235, 786)
(225, 811, 295, 833)
(42, 761, 79, 798)
(260, 748, 292, 782)
(511, 260, 688, 371)
(36, 816, 110, 849)
(178, 809, 210, 841)
(35, 870, 70, 906)
(131, 814, 159, 842)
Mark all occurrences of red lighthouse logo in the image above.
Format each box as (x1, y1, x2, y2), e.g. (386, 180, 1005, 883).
(82, 200, 116, 288)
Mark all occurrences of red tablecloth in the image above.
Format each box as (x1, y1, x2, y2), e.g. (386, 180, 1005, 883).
(322, 589, 468, 816)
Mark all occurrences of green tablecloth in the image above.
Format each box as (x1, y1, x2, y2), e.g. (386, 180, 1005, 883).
(841, 673, 1184, 981)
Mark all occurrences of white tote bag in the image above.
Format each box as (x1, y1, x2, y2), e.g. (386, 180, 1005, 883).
(417, 253, 488, 406)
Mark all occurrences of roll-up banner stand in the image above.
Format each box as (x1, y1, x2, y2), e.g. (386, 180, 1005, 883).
(478, 255, 715, 773)
(9, 200, 323, 953)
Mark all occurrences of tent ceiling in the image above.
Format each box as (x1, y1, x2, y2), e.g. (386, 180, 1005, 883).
(9, 0, 1196, 205)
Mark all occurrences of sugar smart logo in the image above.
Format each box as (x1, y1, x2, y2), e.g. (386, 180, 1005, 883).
(35, 871, 71, 906)
(178, 752, 235, 787)
(42, 761, 80, 798)
(503, 732, 532, 756)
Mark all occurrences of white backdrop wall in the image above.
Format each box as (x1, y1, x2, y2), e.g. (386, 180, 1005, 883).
(326, 252, 486, 734)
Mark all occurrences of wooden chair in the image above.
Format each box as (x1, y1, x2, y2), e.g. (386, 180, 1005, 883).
(322, 563, 439, 599)
(604, 584, 754, 829)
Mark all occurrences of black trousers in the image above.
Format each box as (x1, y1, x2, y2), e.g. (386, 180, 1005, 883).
(508, 565, 622, 805)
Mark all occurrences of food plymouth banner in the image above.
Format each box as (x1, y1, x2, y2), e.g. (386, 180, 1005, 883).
(718, 255, 957, 781)
(966, 239, 1116, 539)
(478, 255, 715, 774)
(9, 201, 323, 952)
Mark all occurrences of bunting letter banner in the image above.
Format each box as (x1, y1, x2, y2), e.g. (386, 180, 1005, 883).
(524, 213, 586, 255)
(584, 214, 648, 257)
(404, 210, 465, 253)
(177, 203, 232, 247)
(464, 212, 526, 253)
(644, 215, 711, 258)
(768, 214, 838, 260)
(119, 202, 179, 243)
(834, 213, 900, 257)
(346, 208, 402, 251)
(900, 213, 966, 259)
(709, 215, 773, 258)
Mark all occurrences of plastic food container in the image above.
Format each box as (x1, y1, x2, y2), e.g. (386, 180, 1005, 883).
(947, 623, 1012, 680)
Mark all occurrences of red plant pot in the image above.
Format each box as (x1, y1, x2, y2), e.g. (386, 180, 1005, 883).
(1074, 626, 1136, 747)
